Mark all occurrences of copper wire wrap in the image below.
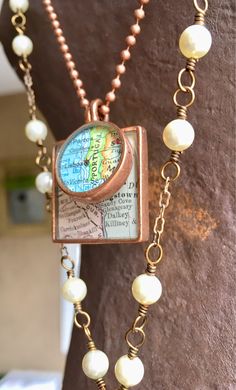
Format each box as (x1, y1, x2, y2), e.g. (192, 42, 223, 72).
(96, 378, 106, 390)
(170, 151, 182, 163)
(195, 11, 205, 25)
(186, 58, 197, 72)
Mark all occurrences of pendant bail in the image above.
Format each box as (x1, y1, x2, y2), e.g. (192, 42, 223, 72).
(85, 99, 109, 123)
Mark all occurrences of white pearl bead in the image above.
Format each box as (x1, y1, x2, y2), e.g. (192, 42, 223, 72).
(115, 355, 144, 387)
(12, 35, 33, 57)
(132, 274, 162, 305)
(9, 0, 29, 13)
(163, 119, 195, 151)
(82, 350, 109, 380)
(179, 25, 212, 59)
(35, 171, 52, 194)
(62, 277, 87, 303)
(25, 119, 48, 142)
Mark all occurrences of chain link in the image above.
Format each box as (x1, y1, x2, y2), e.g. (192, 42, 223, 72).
(11, 10, 26, 34)
(194, 0, 208, 13)
(21, 64, 37, 120)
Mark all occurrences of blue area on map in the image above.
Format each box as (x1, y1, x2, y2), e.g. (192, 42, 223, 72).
(58, 128, 104, 192)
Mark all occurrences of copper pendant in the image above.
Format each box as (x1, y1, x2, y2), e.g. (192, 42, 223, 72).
(52, 125, 149, 244)
(52, 101, 149, 244)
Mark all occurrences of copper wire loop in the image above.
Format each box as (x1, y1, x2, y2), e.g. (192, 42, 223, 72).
(194, 0, 208, 13)
(145, 242, 163, 265)
(161, 160, 180, 181)
(74, 310, 91, 329)
(132, 315, 147, 330)
(60, 255, 75, 272)
(178, 68, 196, 92)
(84, 327, 95, 346)
(35, 153, 51, 171)
(19, 59, 32, 72)
(85, 99, 109, 123)
(173, 86, 195, 108)
(11, 12, 26, 33)
(125, 327, 145, 349)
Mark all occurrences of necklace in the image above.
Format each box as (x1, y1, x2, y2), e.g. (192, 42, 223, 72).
(9, 0, 212, 388)
(46, 0, 150, 244)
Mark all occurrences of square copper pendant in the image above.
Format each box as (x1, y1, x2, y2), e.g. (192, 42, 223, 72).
(52, 125, 149, 244)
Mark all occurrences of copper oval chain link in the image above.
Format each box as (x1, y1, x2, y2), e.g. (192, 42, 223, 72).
(194, 0, 208, 13)
(11, 11, 26, 34)
(173, 86, 196, 109)
(178, 68, 196, 92)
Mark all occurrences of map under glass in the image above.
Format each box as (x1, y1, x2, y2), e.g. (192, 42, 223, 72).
(57, 124, 122, 193)
(54, 130, 140, 242)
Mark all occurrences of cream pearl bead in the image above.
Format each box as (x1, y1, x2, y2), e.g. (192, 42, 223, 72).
(62, 277, 87, 303)
(9, 0, 29, 12)
(12, 35, 33, 57)
(132, 274, 162, 305)
(163, 119, 195, 151)
(179, 25, 212, 59)
(35, 171, 52, 194)
(115, 355, 144, 387)
(82, 350, 109, 380)
(25, 119, 48, 142)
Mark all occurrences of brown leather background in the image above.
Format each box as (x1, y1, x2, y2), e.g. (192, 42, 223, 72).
(0, 1, 235, 389)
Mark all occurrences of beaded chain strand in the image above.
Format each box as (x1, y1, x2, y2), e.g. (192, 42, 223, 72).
(9, 0, 212, 388)
(43, 0, 150, 119)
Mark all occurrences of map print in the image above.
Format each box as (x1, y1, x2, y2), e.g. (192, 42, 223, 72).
(57, 124, 122, 193)
(54, 130, 140, 242)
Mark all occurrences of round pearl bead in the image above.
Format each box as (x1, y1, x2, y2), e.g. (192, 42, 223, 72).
(12, 35, 33, 57)
(163, 119, 195, 151)
(9, 0, 29, 12)
(82, 350, 109, 380)
(62, 277, 87, 303)
(35, 171, 52, 194)
(179, 25, 212, 59)
(25, 119, 48, 142)
(132, 274, 162, 305)
(115, 355, 144, 387)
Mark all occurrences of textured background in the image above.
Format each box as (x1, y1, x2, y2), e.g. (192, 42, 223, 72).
(0, 0, 235, 389)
